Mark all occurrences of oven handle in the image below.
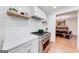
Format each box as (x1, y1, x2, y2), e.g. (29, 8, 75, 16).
(42, 38, 49, 44)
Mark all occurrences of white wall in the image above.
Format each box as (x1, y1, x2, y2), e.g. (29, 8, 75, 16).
(66, 18, 77, 35)
(0, 7, 4, 49)
(0, 6, 32, 50)
(0, 6, 47, 49)
(77, 10, 79, 50)
(47, 13, 56, 42)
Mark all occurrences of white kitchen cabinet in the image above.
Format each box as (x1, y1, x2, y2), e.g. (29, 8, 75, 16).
(33, 7, 46, 19)
(25, 46, 31, 53)
(8, 44, 26, 53)
(31, 37, 39, 53)
(8, 38, 39, 53)
(25, 43, 32, 53)
(8, 42, 32, 53)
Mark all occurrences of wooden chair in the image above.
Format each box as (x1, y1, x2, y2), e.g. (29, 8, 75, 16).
(65, 31, 72, 39)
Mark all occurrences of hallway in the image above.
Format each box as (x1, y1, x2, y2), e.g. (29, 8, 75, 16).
(48, 36, 77, 53)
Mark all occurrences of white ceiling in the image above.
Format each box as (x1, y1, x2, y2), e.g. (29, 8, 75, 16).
(38, 6, 69, 16)
(56, 11, 78, 20)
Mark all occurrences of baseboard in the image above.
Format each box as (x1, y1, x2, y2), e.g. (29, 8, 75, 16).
(72, 35, 77, 38)
(50, 39, 56, 44)
(77, 48, 79, 52)
(72, 35, 77, 36)
(50, 39, 55, 43)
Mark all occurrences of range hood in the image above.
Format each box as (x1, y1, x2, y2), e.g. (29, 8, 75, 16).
(31, 7, 46, 20)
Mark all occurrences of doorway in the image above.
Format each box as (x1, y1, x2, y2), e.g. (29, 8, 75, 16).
(55, 10, 77, 52)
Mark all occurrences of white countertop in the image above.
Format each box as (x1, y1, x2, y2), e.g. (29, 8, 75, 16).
(2, 34, 39, 50)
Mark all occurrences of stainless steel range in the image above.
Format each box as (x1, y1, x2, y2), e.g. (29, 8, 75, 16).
(31, 32, 50, 53)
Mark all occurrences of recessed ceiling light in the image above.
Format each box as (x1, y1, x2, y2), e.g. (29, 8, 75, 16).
(53, 6, 56, 8)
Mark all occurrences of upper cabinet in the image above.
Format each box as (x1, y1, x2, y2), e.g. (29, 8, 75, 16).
(32, 7, 47, 20)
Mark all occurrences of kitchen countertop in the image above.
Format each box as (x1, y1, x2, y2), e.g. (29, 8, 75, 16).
(2, 34, 39, 50)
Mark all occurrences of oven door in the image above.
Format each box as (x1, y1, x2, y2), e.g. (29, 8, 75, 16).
(42, 38, 50, 53)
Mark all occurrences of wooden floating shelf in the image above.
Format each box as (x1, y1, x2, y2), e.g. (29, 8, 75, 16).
(7, 10, 32, 19)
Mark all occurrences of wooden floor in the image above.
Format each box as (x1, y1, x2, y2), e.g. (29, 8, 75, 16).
(47, 36, 77, 53)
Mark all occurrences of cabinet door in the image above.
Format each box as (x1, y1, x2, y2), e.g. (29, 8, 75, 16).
(8, 38, 38, 53)
(25, 44, 32, 53)
(31, 38, 39, 53)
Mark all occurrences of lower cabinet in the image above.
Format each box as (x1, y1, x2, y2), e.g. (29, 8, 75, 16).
(8, 38, 38, 53)
(25, 44, 32, 53)
(25, 46, 31, 53)
(31, 38, 38, 53)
